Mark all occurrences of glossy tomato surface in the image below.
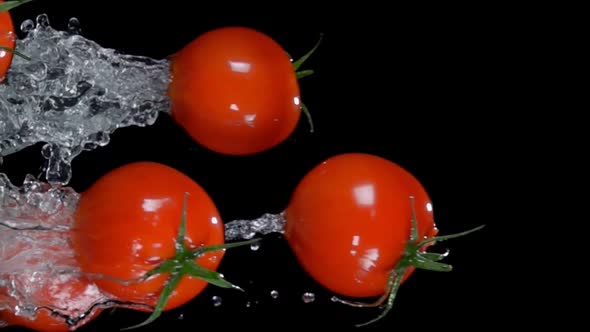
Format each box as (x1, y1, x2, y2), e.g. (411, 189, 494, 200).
(0, 0, 15, 81)
(284, 153, 439, 298)
(1, 308, 90, 332)
(71, 162, 224, 311)
(0, 265, 102, 332)
(168, 26, 302, 156)
(1, 299, 101, 332)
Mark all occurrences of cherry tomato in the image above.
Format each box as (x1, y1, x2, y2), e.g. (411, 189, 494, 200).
(0, 241, 102, 332)
(0, 0, 16, 81)
(1, 292, 101, 332)
(71, 162, 225, 311)
(1, 308, 71, 332)
(168, 26, 302, 155)
(284, 153, 439, 298)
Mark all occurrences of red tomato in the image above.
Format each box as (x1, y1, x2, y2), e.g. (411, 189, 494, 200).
(1, 300, 101, 332)
(168, 26, 302, 155)
(0, 0, 16, 81)
(1, 309, 71, 332)
(284, 153, 439, 298)
(71, 162, 225, 311)
(0, 268, 102, 332)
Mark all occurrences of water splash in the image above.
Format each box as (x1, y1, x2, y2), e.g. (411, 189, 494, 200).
(0, 173, 107, 329)
(0, 15, 171, 185)
(250, 242, 261, 251)
(270, 290, 279, 299)
(211, 295, 222, 307)
(224, 212, 286, 241)
(0, 172, 287, 327)
(302, 292, 315, 303)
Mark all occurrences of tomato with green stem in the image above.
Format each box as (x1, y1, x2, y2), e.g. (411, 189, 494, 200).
(168, 26, 320, 156)
(284, 153, 484, 327)
(71, 162, 257, 329)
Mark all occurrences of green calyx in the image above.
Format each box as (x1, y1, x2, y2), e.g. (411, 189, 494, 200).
(291, 33, 323, 133)
(0, 0, 33, 12)
(333, 196, 485, 327)
(122, 193, 260, 330)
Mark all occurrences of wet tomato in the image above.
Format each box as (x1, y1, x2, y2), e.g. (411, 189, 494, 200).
(1, 307, 99, 332)
(0, 0, 16, 81)
(71, 162, 225, 312)
(1, 308, 73, 332)
(284, 153, 483, 326)
(0, 242, 102, 332)
(285, 153, 439, 298)
(0, 287, 102, 332)
(168, 26, 302, 155)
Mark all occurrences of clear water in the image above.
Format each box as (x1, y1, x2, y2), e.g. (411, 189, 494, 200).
(0, 14, 171, 185)
(0, 172, 287, 327)
(0, 173, 107, 329)
(0, 14, 289, 328)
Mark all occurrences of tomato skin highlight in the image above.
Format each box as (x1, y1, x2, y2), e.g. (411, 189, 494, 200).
(284, 153, 439, 298)
(0, 0, 16, 81)
(168, 26, 302, 155)
(71, 162, 224, 311)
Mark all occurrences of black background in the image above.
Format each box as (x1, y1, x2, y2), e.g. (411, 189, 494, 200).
(2, 0, 507, 331)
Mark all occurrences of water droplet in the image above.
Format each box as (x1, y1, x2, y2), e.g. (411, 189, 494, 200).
(302, 292, 315, 303)
(67, 17, 82, 35)
(250, 242, 260, 251)
(212, 295, 222, 307)
(270, 290, 279, 299)
(20, 19, 35, 33)
(36, 14, 50, 28)
(177, 313, 184, 320)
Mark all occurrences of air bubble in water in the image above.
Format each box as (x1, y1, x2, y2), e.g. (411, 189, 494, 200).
(212, 296, 222, 307)
(20, 19, 34, 33)
(67, 17, 82, 35)
(1, 14, 172, 185)
(36, 14, 50, 28)
(270, 290, 279, 299)
(302, 292, 315, 303)
(250, 242, 260, 251)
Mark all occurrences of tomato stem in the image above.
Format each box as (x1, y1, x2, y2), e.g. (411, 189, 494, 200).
(292, 33, 323, 72)
(333, 195, 486, 327)
(0, 46, 31, 61)
(296, 69, 314, 80)
(291, 33, 322, 134)
(356, 268, 406, 327)
(122, 192, 259, 330)
(0, 0, 33, 12)
(300, 102, 314, 133)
